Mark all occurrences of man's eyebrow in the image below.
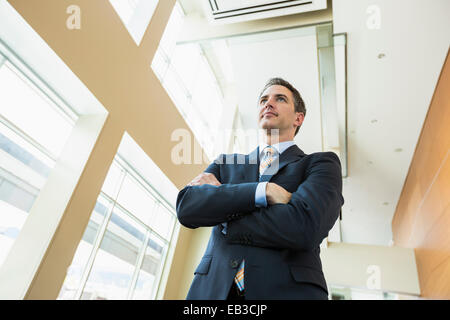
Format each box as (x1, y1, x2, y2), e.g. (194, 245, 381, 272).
(259, 94, 289, 101)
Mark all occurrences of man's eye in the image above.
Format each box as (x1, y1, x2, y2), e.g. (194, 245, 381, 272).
(277, 97, 286, 102)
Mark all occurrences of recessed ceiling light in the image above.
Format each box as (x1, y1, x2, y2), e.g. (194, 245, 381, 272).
(378, 53, 386, 59)
(394, 148, 403, 152)
(383, 202, 389, 205)
(371, 119, 377, 123)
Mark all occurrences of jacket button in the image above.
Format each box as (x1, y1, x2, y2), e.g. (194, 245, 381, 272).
(230, 259, 239, 269)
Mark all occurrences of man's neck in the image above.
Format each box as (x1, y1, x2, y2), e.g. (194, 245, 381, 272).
(263, 133, 294, 146)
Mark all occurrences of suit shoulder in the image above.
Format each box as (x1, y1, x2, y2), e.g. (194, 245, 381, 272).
(305, 151, 342, 166)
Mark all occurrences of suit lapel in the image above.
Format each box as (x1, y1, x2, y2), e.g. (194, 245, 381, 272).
(259, 145, 305, 182)
(243, 146, 260, 182)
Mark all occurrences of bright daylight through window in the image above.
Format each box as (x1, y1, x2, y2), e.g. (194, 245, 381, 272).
(151, 2, 225, 160)
(109, 0, 159, 45)
(0, 49, 77, 268)
(58, 133, 178, 300)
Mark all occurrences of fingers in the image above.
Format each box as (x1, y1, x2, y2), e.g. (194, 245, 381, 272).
(267, 183, 292, 205)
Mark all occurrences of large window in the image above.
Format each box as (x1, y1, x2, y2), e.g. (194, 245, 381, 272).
(0, 49, 77, 268)
(109, 0, 159, 45)
(151, 2, 225, 160)
(58, 136, 177, 300)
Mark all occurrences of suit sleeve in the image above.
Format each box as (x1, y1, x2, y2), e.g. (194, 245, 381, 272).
(225, 152, 344, 251)
(176, 154, 259, 229)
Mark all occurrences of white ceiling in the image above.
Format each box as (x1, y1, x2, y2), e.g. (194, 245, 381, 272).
(177, 0, 450, 246)
(178, 0, 205, 15)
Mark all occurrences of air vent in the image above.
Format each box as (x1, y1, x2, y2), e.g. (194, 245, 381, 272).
(205, 0, 327, 24)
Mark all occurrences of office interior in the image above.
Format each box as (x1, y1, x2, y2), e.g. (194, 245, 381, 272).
(0, 0, 449, 300)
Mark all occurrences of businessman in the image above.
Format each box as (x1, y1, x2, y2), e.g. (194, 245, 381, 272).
(176, 77, 344, 300)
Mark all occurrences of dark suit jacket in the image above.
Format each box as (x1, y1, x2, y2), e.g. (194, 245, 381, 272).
(176, 145, 344, 300)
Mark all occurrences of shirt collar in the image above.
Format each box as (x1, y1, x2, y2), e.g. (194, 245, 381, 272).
(259, 140, 295, 156)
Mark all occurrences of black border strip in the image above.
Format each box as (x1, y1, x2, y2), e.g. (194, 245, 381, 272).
(213, 1, 313, 20)
(212, 0, 301, 15)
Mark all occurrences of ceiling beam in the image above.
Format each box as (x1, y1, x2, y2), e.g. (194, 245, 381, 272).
(177, 2, 332, 44)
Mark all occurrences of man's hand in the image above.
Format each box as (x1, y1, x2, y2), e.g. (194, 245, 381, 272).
(266, 182, 292, 205)
(187, 172, 221, 187)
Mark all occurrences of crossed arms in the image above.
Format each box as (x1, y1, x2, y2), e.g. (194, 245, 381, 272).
(176, 152, 344, 251)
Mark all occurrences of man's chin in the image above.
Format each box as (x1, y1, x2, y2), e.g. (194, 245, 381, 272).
(259, 125, 272, 132)
(259, 119, 270, 127)
(259, 123, 281, 134)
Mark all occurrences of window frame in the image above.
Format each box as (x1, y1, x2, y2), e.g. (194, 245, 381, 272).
(67, 155, 176, 300)
(0, 41, 79, 162)
(0, 42, 82, 269)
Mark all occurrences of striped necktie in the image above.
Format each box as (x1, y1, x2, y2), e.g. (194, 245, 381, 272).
(234, 260, 245, 292)
(233, 146, 278, 292)
(259, 146, 277, 176)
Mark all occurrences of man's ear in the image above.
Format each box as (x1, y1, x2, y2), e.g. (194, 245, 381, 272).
(294, 112, 305, 127)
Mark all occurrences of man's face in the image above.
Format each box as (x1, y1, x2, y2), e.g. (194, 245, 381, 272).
(257, 85, 303, 135)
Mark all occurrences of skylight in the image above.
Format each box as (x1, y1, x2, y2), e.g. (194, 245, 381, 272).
(109, 0, 159, 45)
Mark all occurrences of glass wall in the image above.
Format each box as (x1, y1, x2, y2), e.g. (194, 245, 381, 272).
(151, 2, 225, 160)
(0, 50, 77, 268)
(58, 156, 176, 300)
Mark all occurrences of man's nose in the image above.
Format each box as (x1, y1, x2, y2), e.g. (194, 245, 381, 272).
(263, 97, 275, 109)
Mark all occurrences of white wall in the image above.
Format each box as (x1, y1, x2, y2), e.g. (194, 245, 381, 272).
(321, 242, 420, 295)
(332, 0, 450, 245)
(228, 27, 323, 154)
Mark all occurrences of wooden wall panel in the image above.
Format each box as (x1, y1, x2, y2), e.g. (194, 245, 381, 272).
(392, 49, 450, 299)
